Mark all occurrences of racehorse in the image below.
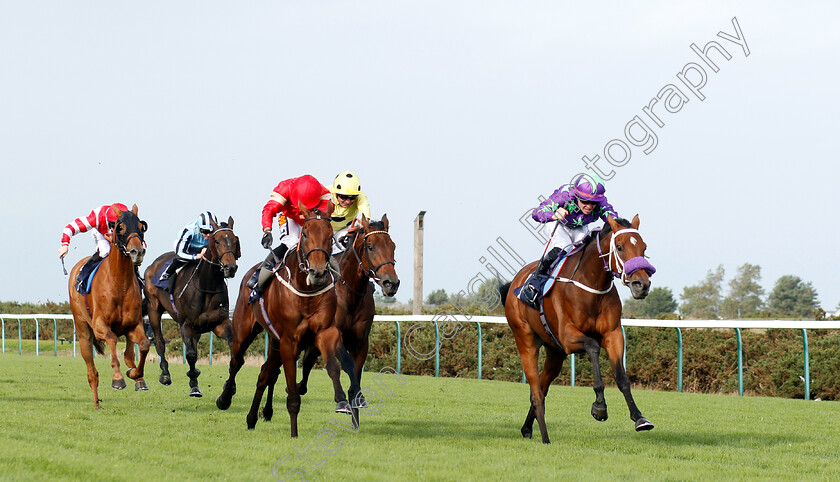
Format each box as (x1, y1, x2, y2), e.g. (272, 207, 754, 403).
(296, 214, 400, 425)
(500, 215, 657, 443)
(143, 216, 240, 396)
(218, 202, 358, 437)
(68, 204, 150, 409)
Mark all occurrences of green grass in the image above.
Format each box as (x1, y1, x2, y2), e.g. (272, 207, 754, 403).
(1, 354, 838, 481)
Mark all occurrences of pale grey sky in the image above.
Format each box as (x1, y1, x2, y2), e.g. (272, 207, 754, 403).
(2, 1, 838, 311)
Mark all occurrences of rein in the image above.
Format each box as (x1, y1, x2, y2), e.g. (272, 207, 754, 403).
(597, 228, 656, 284)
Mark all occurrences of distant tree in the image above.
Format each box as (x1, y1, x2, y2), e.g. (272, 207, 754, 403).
(426, 289, 449, 306)
(720, 263, 765, 319)
(679, 265, 725, 319)
(373, 291, 397, 305)
(622, 287, 677, 318)
(767, 275, 819, 318)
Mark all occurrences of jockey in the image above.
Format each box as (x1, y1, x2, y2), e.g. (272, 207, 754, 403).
(246, 174, 333, 292)
(521, 173, 618, 303)
(329, 171, 371, 254)
(59, 203, 131, 290)
(159, 211, 217, 291)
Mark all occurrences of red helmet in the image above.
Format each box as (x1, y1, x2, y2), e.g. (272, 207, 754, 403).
(106, 203, 129, 223)
(294, 175, 327, 210)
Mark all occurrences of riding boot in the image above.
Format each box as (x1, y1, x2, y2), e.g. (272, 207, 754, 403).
(522, 247, 563, 304)
(247, 244, 288, 291)
(76, 251, 103, 292)
(135, 266, 144, 290)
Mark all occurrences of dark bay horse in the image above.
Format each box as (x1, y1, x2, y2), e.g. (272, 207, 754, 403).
(297, 214, 400, 424)
(218, 203, 357, 437)
(500, 215, 657, 443)
(68, 204, 150, 409)
(143, 216, 240, 397)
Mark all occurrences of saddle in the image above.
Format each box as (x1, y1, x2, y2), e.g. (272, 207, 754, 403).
(76, 259, 104, 294)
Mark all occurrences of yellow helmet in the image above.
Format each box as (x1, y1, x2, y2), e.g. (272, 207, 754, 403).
(332, 171, 362, 195)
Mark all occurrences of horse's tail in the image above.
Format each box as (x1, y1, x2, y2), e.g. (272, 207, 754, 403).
(79, 322, 105, 355)
(498, 281, 512, 307)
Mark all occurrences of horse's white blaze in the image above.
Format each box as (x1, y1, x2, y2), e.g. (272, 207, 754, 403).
(630, 237, 637, 246)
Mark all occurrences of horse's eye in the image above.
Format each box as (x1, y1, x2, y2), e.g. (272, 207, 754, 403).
(616, 245, 623, 251)
(366, 244, 373, 251)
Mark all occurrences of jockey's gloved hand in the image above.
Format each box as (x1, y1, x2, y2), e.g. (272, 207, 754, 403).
(261, 231, 273, 249)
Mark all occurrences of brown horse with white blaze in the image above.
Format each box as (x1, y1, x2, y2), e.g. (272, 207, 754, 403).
(68, 204, 150, 409)
(500, 215, 656, 443)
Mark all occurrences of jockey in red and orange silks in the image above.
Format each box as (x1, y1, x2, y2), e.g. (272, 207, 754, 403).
(247, 175, 333, 291)
(58, 203, 130, 290)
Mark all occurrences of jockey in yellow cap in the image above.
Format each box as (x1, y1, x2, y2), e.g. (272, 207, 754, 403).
(329, 171, 371, 254)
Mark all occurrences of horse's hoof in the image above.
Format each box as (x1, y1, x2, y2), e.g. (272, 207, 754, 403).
(159, 375, 172, 386)
(296, 382, 307, 396)
(135, 380, 149, 391)
(635, 417, 654, 431)
(189, 387, 203, 398)
(351, 393, 367, 409)
(591, 404, 608, 422)
(521, 427, 533, 439)
(112, 379, 127, 390)
(335, 400, 352, 414)
(216, 396, 231, 411)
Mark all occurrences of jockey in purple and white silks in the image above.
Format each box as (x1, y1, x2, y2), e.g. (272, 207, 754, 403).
(521, 173, 618, 303)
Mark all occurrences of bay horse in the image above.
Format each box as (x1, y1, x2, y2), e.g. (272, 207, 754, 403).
(297, 214, 400, 425)
(143, 216, 240, 397)
(500, 215, 657, 443)
(218, 203, 358, 437)
(68, 204, 150, 409)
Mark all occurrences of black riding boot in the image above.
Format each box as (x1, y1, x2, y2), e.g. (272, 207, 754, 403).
(521, 247, 563, 304)
(76, 252, 103, 292)
(246, 245, 288, 290)
(162, 258, 188, 293)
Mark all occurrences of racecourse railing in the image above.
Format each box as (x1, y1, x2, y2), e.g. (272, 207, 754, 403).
(2, 314, 838, 400)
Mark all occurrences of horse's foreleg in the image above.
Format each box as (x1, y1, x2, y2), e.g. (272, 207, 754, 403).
(521, 346, 566, 439)
(181, 324, 202, 397)
(297, 346, 320, 396)
(125, 323, 150, 391)
(279, 338, 301, 438)
(603, 330, 654, 431)
(314, 328, 351, 415)
(96, 326, 126, 391)
(582, 336, 608, 422)
(148, 304, 171, 385)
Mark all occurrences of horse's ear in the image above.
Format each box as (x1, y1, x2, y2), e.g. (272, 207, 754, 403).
(112, 205, 123, 218)
(631, 214, 640, 230)
(381, 214, 389, 231)
(298, 200, 311, 219)
(361, 214, 370, 230)
(131, 204, 138, 215)
(227, 216, 234, 228)
(325, 200, 335, 216)
(606, 215, 619, 232)
(211, 217, 219, 230)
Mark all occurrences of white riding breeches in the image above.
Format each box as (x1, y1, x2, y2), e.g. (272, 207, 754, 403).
(278, 219, 302, 250)
(92, 230, 111, 257)
(332, 225, 351, 255)
(546, 222, 592, 253)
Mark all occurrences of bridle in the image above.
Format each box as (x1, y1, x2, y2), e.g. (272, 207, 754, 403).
(597, 228, 656, 285)
(201, 227, 238, 270)
(296, 214, 333, 274)
(349, 229, 396, 283)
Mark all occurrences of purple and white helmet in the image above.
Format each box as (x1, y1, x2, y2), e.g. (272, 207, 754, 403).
(571, 173, 606, 202)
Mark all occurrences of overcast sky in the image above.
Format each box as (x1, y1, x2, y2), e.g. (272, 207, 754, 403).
(2, 1, 838, 311)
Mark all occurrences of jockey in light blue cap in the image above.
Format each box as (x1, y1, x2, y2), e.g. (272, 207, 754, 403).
(159, 211, 218, 289)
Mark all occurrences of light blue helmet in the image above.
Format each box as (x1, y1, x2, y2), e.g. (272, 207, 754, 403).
(197, 211, 217, 232)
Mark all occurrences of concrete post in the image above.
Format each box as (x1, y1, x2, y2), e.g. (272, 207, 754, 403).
(413, 211, 426, 315)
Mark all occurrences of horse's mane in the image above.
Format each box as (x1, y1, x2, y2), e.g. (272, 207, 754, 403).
(581, 217, 632, 247)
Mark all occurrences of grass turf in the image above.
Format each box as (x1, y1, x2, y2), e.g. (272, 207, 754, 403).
(0, 354, 838, 480)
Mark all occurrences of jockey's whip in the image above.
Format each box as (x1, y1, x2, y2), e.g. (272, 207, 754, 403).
(61, 258, 68, 276)
(536, 222, 560, 268)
